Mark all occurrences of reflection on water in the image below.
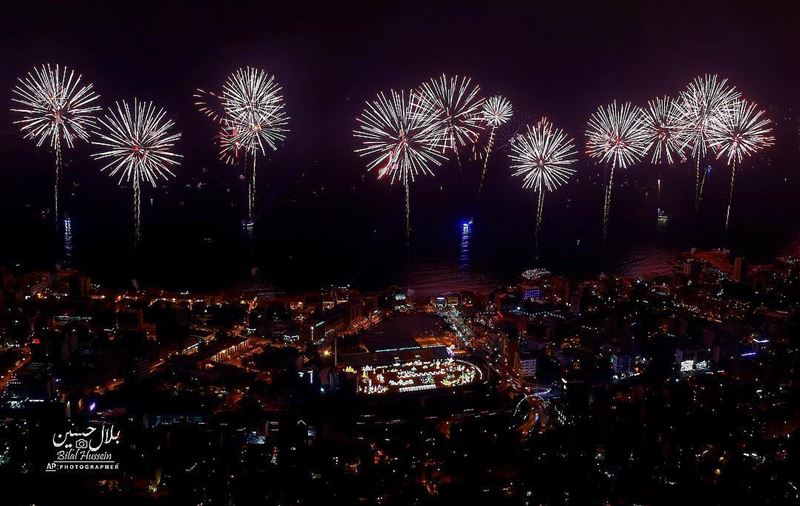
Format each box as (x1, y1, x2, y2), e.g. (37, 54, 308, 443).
(6, 154, 798, 295)
(407, 261, 497, 298)
(63, 216, 73, 265)
(459, 218, 472, 270)
(44, 206, 800, 296)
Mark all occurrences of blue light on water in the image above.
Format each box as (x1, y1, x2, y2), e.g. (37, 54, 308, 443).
(459, 218, 473, 269)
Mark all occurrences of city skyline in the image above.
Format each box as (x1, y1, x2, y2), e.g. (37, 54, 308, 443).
(0, 3, 798, 503)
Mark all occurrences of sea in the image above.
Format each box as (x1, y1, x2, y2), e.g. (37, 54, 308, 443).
(1, 149, 798, 296)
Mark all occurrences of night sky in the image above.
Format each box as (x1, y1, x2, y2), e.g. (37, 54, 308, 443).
(2, 1, 797, 165)
(0, 0, 798, 290)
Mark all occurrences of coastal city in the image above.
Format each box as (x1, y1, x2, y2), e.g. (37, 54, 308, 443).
(0, 248, 798, 503)
(2, 0, 799, 503)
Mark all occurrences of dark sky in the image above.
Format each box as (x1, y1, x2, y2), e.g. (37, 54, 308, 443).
(1, 0, 797, 172)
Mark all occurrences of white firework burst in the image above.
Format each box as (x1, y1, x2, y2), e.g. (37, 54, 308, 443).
(222, 66, 289, 154)
(417, 74, 485, 155)
(354, 89, 446, 238)
(709, 99, 774, 166)
(11, 63, 101, 221)
(482, 95, 513, 128)
(510, 117, 577, 193)
(93, 99, 181, 185)
(707, 99, 774, 231)
(510, 117, 577, 261)
(643, 96, 684, 164)
(586, 100, 648, 169)
(674, 74, 741, 159)
(241, 107, 289, 155)
(477, 95, 513, 194)
(586, 100, 647, 244)
(11, 63, 101, 148)
(673, 75, 741, 214)
(92, 99, 181, 243)
(354, 89, 446, 183)
(220, 67, 289, 225)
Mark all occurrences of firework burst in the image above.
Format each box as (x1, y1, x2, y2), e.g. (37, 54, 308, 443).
(92, 99, 181, 244)
(708, 99, 774, 231)
(221, 67, 289, 224)
(586, 100, 648, 244)
(482, 95, 513, 128)
(509, 117, 577, 260)
(223, 66, 288, 150)
(417, 74, 484, 165)
(11, 63, 101, 221)
(673, 74, 741, 213)
(586, 101, 648, 169)
(354, 89, 446, 239)
(478, 95, 512, 194)
(643, 96, 684, 164)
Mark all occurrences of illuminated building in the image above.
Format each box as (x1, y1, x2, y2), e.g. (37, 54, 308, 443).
(196, 337, 253, 368)
(515, 352, 537, 379)
(676, 347, 713, 375)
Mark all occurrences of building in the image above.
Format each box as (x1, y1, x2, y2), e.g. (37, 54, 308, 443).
(732, 257, 747, 283)
(16, 271, 51, 297)
(196, 336, 253, 368)
(6, 362, 56, 402)
(515, 352, 537, 379)
(30, 330, 79, 366)
(676, 347, 713, 375)
(302, 301, 365, 344)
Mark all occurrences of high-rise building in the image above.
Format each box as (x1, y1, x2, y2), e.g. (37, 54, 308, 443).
(683, 259, 701, 281)
(732, 257, 747, 283)
(514, 352, 537, 379)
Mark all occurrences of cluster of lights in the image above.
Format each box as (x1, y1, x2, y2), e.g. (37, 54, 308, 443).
(357, 358, 480, 395)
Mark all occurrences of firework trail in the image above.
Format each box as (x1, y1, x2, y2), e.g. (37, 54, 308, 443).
(708, 99, 774, 232)
(11, 64, 101, 222)
(478, 95, 512, 195)
(509, 117, 577, 261)
(92, 99, 181, 245)
(354, 89, 447, 240)
(643, 96, 685, 218)
(222, 67, 289, 225)
(586, 101, 648, 245)
(417, 74, 484, 168)
(673, 75, 740, 215)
